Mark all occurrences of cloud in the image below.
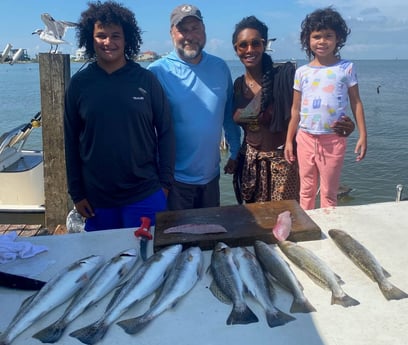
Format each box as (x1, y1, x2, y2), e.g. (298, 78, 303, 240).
(295, 0, 408, 58)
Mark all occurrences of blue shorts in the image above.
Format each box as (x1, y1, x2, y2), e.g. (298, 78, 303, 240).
(85, 189, 166, 231)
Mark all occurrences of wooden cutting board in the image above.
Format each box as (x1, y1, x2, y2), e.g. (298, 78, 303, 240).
(153, 200, 321, 252)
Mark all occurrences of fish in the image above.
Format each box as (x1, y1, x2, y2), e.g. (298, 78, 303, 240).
(254, 240, 316, 313)
(0, 255, 104, 345)
(328, 229, 408, 301)
(163, 223, 227, 234)
(69, 244, 182, 345)
(272, 211, 292, 241)
(32, 248, 139, 343)
(235, 246, 296, 327)
(209, 242, 258, 325)
(117, 246, 203, 334)
(278, 240, 360, 308)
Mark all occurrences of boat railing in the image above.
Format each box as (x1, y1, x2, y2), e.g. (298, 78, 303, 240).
(0, 112, 41, 156)
(0, 112, 41, 171)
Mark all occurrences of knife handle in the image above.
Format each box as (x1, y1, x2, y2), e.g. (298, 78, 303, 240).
(134, 217, 152, 240)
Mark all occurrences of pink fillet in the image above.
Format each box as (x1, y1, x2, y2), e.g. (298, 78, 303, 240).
(272, 211, 292, 241)
(163, 224, 227, 234)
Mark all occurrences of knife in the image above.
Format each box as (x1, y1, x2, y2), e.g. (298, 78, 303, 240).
(0, 271, 46, 290)
(134, 216, 152, 261)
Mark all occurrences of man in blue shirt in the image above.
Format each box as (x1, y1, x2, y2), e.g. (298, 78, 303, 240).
(148, 4, 241, 210)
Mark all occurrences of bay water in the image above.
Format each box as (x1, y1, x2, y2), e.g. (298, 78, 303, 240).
(1, 59, 407, 213)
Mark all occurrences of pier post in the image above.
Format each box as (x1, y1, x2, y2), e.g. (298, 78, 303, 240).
(39, 53, 72, 232)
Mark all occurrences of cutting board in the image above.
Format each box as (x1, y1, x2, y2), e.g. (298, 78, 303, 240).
(153, 200, 321, 252)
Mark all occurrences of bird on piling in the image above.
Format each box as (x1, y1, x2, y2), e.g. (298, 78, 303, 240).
(32, 13, 77, 53)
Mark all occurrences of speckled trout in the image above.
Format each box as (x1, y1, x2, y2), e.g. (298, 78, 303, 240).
(117, 246, 203, 334)
(209, 242, 258, 325)
(254, 240, 316, 313)
(69, 244, 182, 345)
(235, 246, 295, 327)
(32, 248, 139, 343)
(329, 229, 408, 301)
(278, 240, 360, 308)
(0, 255, 104, 345)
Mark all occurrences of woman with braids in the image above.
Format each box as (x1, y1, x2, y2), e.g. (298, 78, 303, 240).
(231, 16, 300, 204)
(64, 1, 175, 231)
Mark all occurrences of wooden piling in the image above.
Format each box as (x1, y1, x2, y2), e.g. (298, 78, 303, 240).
(39, 53, 72, 231)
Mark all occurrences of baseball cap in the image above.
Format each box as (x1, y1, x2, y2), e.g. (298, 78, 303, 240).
(170, 4, 203, 27)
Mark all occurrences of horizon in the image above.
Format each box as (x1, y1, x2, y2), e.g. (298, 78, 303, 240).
(0, 0, 407, 61)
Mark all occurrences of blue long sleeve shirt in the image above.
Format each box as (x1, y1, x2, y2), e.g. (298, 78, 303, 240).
(148, 51, 241, 185)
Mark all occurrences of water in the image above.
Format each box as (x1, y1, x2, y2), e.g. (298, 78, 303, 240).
(1, 59, 407, 211)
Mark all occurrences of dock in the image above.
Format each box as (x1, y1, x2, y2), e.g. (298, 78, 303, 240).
(0, 201, 406, 345)
(0, 224, 67, 236)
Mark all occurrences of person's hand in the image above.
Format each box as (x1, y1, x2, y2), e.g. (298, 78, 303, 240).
(354, 137, 367, 162)
(331, 115, 355, 137)
(284, 142, 296, 164)
(75, 198, 94, 218)
(224, 158, 237, 174)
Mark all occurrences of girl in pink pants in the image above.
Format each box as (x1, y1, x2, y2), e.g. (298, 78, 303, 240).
(284, 7, 367, 210)
(296, 130, 346, 209)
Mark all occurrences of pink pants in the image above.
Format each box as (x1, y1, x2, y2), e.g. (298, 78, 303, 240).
(296, 130, 346, 210)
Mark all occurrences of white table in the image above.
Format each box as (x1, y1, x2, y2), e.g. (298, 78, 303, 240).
(1, 201, 407, 345)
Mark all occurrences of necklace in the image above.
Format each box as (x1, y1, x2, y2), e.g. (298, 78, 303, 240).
(245, 77, 255, 88)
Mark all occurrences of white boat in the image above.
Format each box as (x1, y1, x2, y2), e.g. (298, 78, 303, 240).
(0, 112, 45, 213)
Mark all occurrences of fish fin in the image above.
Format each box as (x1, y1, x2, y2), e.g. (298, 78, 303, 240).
(209, 280, 232, 305)
(263, 272, 277, 300)
(380, 283, 408, 301)
(69, 320, 108, 345)
(290, 297, 317, 313)
(331, 293, 360, 307)
(105, 285, 124, 311)
(205, 264, 212, 276)
(382, 267, 391, 278)
(150, 286, 164, 307)
(265, 308, 296, 328)
(32, 319, 67, 343)
(16, 293, 37, 314)
(334, 272, 345, 285)
(117, 316, 151, 335)
(226, 304, 258, 325)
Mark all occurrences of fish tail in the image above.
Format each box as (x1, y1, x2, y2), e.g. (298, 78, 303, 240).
(0, 335, 11, 345)
(116, 316, 151, 335)
(332, 293, 360, 308)
(380, 283, 408, 301)
(226, 304, 258, 325)
(265, 308, 296, 328)
(290, 298, 317, 313)
(32, 319, 67, 343)
(69, 320, 108, 345)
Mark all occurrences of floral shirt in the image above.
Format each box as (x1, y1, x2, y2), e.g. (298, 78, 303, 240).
(293, 59, 358, 134)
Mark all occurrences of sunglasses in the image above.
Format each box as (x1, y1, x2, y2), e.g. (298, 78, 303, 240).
(235, 38, 265, 51)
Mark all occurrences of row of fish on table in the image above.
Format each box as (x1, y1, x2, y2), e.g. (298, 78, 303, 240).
(1, 229, 407, 345)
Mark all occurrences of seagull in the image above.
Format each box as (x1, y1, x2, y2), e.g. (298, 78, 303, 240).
(266, 38, 276, 52)
(32, 13, 77, 53)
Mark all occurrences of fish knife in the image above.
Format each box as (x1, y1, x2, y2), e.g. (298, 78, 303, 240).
(0, 271, 46, 290)
(134, 216, 152, 261)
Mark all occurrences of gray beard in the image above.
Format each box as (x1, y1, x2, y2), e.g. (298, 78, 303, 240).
(177, 45, 203, 61)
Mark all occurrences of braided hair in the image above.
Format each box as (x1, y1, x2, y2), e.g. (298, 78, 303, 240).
(259, 52, 275, 117)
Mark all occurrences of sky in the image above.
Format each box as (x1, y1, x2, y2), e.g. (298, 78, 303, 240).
(1, 0, 407, 61)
